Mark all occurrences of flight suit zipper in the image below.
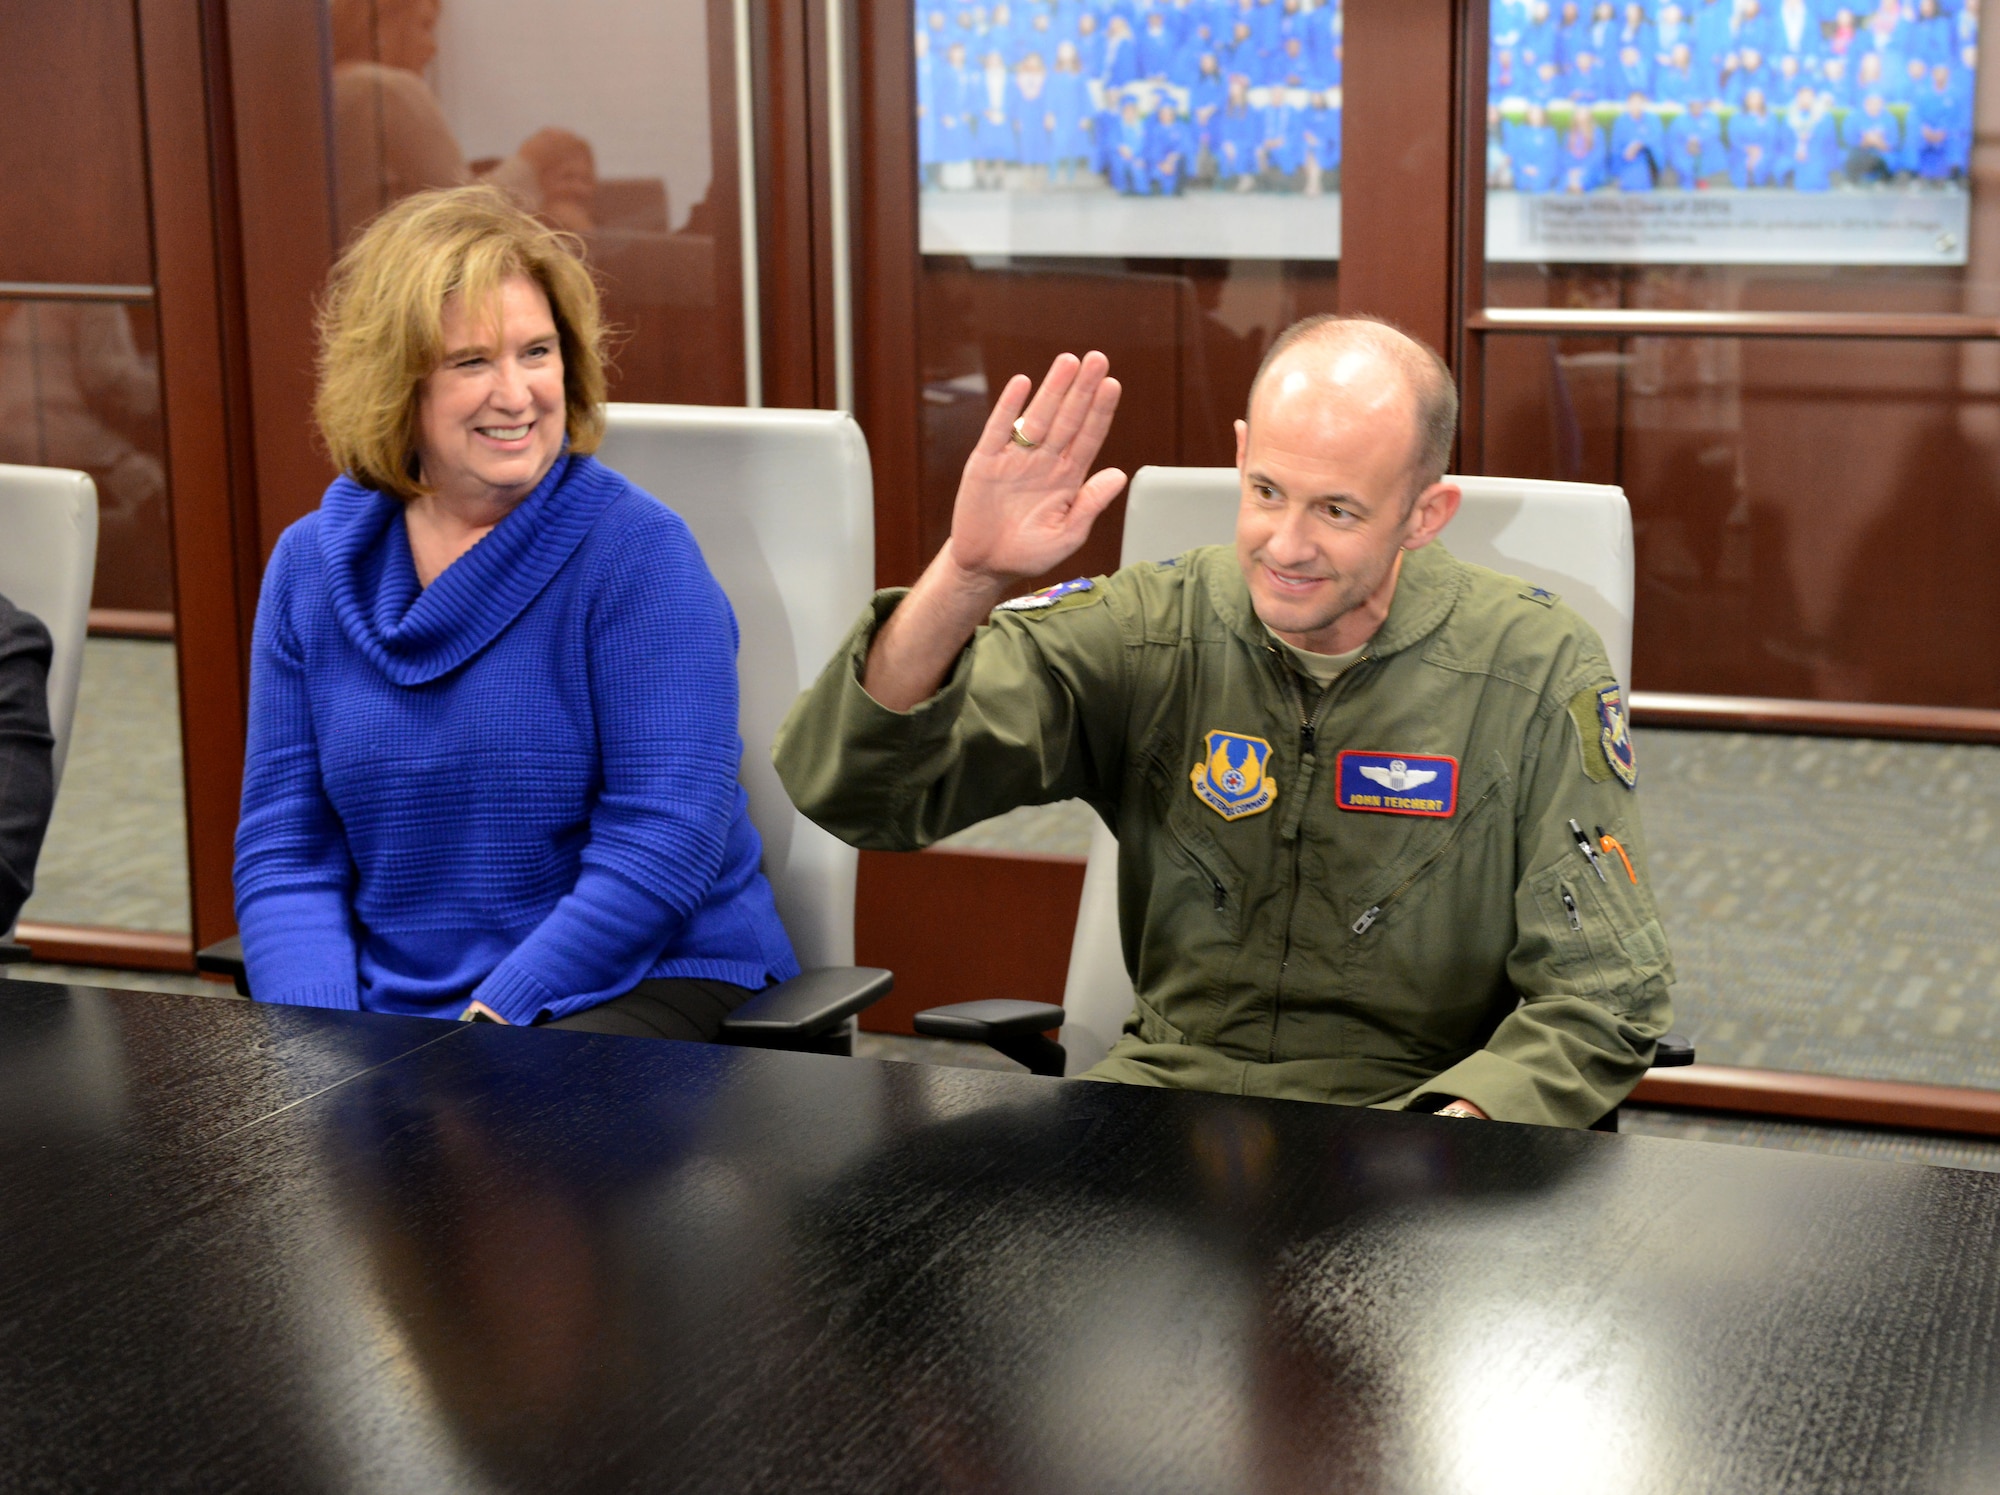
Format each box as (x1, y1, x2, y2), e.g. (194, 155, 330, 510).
(1267, 645, 1354, 845)
(1348, 780, 1503, 935)
(1266, 644, 1371, 1061)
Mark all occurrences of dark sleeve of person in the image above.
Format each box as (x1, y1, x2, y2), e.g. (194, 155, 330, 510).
(0, 596, 56, 932)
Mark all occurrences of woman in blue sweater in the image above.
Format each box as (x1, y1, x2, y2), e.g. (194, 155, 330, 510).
(233, 185, 798, 1036)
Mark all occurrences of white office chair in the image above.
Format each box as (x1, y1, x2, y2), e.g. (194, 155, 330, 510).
(919, 468, 1688, 1101)
(0, 465, 98, 792)
(595, 403, 891, 1049)
(202, 410, 891, 1047)
(0, 464, 98, 960)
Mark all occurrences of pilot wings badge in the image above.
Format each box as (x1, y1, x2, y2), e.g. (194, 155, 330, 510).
(1596, 684, 1637, 788)
(1191, 730, 1278, 820)
(1335, 751, 1459, 816)
(1359, 761, 1437, 792)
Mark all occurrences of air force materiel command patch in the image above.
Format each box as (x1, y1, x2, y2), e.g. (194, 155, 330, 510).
(1596, 684, 1637, 788)
(1335, 751, 1459, 816)
(1191, 730, 1278, 820)
(995, 577, 1094, 612)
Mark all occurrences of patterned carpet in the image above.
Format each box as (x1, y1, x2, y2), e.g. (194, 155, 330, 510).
(1641, 730, 2000, 1088)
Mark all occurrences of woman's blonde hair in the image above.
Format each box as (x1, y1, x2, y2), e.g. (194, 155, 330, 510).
(315, 184, 607, 500)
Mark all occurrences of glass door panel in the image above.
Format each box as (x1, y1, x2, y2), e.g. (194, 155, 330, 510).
(0, 296, 190, 940)
(1483, 330, 2000, 706)
(1473, 1, 2000, 708)
(0, 2, 194, 949)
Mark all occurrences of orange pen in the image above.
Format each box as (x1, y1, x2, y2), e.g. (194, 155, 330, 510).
(1595, 827, 1638, 884)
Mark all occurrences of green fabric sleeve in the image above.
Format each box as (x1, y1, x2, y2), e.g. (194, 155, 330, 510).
(1401, 668, 1675, 1128)
(771, 583, 1133, 852)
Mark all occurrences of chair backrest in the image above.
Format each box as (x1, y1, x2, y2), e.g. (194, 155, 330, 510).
(0, 464, 99, 789)
(1057, 466, 1636, 1074)
(596, 405, 875, 968)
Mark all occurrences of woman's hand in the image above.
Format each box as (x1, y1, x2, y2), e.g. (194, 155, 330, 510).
(944, 351, 1126, 591)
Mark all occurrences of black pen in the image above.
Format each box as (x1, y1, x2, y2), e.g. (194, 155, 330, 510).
(1568, 818, 1608, 883)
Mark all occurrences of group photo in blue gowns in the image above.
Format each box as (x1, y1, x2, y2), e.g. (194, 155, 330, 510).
(1488, 0, 1979, 199)
(915, 0, 1344, 198)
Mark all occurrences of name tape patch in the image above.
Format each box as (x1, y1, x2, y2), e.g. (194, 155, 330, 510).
(1335, 751, 1459, 817)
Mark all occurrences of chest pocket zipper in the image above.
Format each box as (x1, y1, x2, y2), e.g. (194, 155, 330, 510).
(1350, 781, 1502, 936)
(1164, 809, 1231, 918)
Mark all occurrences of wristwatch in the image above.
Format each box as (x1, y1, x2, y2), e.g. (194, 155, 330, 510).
(1436, 1102, 1481, 1119)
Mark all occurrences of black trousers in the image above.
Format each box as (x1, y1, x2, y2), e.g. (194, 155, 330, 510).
(543, 977, 753, 1043)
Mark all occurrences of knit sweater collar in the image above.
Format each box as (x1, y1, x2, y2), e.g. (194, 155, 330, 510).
(316, 451, 621, 685)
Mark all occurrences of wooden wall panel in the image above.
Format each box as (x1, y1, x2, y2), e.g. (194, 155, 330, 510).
(755, 0, 833, 408)
(136, 0, 255, 955)
(856, 848, 1087, 1034)
(224, 3, 339, 562)
(1337, 0, 1458, 357)
(0, 2, 152, 287)
(852, 0, 925, 586)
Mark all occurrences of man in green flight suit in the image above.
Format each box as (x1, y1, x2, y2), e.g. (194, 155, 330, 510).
(775, 315, 1674, 1128)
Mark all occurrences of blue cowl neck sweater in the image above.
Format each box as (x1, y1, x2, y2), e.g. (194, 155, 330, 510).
(233, 452, 799, 1022)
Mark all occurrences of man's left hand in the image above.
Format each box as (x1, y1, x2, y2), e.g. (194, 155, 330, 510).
(1436, 1099, 1488, 1120)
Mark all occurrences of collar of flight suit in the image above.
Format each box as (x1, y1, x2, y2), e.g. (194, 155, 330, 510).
(1201, 539, 1471, 667)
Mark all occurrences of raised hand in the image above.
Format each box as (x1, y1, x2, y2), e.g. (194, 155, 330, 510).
(860, 351, 1125, 711)
(945, 351, 1125, 588)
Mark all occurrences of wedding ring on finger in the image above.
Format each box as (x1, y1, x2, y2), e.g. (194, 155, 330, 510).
(1010, 417, 1040, 450)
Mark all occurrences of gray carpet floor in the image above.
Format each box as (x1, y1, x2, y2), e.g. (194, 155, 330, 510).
(1641, 730, 2000, 1087)
(22, 638, 190, 933)
(26, 638, 2000, 1174)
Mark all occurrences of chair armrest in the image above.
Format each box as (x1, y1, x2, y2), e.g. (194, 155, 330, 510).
(1652, 1032, 1696, 1068)
(196, 935, 251, 997)
(719, 967, 894, 1041)
(913, 999, 1066, 1041)
(914, 999, 1068, 1077)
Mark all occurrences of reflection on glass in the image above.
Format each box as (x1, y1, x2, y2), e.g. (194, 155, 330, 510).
(1483, 331, 2000, 706)
(325, 0, 745, 404)
(917, 0, 1343, 259)
(330, 0, 555, 243)
(0, 301, 170, 615)
(1486, 0, 1982, 273)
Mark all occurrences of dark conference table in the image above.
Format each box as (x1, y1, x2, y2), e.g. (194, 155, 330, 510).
(4, 979, 2000, 1494)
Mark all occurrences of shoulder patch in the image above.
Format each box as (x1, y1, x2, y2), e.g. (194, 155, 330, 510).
(1567, 683, 1636, 788)
(1520, 585, 1559, 607)
(995, 577, 1096, 615)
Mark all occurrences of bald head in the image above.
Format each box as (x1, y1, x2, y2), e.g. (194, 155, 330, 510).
(1247, 316, 1458, 504)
